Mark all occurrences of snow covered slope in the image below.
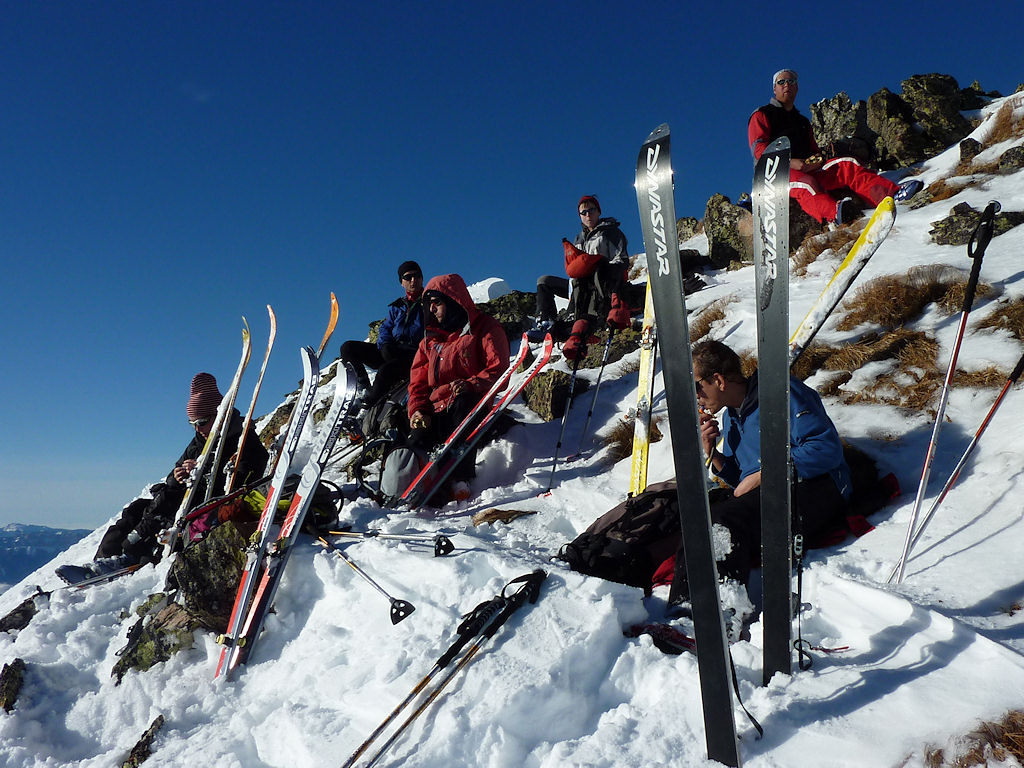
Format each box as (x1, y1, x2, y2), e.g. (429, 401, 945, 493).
(2, 93, 1024, 768)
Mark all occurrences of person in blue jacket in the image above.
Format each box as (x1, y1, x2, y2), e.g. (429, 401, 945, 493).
(693, 339, 850, 586)
(339, 260, 425, 410)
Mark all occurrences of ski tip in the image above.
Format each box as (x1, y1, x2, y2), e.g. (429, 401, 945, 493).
(644, 123, 670, 143)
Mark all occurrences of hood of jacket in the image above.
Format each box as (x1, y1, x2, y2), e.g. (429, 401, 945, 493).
(423, 273, 479, 327)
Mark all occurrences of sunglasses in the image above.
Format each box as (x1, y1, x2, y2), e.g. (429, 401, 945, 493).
(579, 208, 600, 216)
(401, 272, 421, 281)
(775, 78, 797, 86)
(189, 417, 211, 428)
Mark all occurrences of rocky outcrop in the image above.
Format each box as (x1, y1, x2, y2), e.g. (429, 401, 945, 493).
(929, 202, 1024, 246)
(704, 194, 753, 267)
(112, 522, 248, 683)
(0, 658, 26, 712)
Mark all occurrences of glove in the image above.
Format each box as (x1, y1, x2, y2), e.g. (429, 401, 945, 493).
(606, 293, 630, 330)
(562, 319, 591, 362)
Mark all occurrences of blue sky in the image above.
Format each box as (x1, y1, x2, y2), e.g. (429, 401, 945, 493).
(1, 1, 1018, 529)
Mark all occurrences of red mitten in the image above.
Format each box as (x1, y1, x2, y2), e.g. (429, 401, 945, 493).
(606, 293, 630, 330)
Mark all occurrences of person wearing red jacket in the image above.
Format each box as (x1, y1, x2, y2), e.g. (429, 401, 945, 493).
(407, 273, 511, 500)
(748, 69, 918, 225)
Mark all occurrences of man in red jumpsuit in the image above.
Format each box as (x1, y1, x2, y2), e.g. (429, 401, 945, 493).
(748, 69, 920, 225)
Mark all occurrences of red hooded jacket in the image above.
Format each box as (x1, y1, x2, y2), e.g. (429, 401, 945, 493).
(407, 274, 511, 418)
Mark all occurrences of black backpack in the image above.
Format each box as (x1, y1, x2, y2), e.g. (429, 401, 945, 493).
(557, 480, 682, 590)
(353, 380, 413, 503)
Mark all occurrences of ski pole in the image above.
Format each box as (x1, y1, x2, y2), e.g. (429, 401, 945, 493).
(893, 200, 999, 584)
(339, 591, 509, 768)
(545, 355, 583, 492)
(316, 537, 415, 624)
(888, 347, 1024, 582)
(572, 329, 616, 458)
(358, 570, 547, 768)
(327, 530, 455, 557)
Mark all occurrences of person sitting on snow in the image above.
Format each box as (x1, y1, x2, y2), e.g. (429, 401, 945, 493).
(339, 259, 425, 413)
(406, 273, 510, 502)
(56, 373, 269, 583)
(529, 195, 632, 361)
(691, 339, 850, 589)
(748, 68, 922, 226)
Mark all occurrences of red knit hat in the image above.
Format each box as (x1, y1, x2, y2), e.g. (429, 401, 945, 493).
(186, 373, 222, 422)
(578, 195, 600, 213)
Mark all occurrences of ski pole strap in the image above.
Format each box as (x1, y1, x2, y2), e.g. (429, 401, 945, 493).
(728, 650, 764, 739)
(435, 597, 506, 668)
(480, 569, 547, 641)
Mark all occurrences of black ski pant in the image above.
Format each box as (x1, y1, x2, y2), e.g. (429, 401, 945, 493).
(340, 340, 415, 408)
(707, 473, 848, 586)
(94, 483, 184, 561)
(407, 392, 480, 484)
(535, 275, 569, 322)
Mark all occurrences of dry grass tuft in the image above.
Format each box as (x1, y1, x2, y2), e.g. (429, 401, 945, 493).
(792, 222, 864, 276)
(978, 297, 1024, 340)
(689, 295, 737, 342)
(984, 102, 1024, 147)
(837, 265, 988, 331)
(618, 356, 641, 376)
(814, 371, 853, 398)
(738, 349, 758, 378)
(603, 414, 664, 462)
(938, 280, 994, 314)
(912, 710, 1024, 767)
(953, 367, 1007, 388)
(924, 177, 968, 203)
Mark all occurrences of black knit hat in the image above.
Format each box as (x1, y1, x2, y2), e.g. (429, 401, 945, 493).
(397, 260, 422, 280)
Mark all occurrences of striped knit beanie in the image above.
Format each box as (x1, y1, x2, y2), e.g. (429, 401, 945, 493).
(186, 372, 222, 422)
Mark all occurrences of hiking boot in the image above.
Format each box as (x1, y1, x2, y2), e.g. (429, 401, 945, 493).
(450, 480, 472, 502)
(91, 554, 136, 577)
(525, 317, 555, 343)
(894, 178, 924, 203)
(834, 197, 860, 226)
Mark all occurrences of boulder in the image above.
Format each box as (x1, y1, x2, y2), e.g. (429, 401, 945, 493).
(676, 216, 702, 243)
(901, 73, 973, 147)
(867, 87, 935, 168)
(705, 193, 753, 267)
(810, 91, 872, 151)
(998, 145, 1024, 173)
(0, 658, 26, 712)
(929, 202, 1024, 246)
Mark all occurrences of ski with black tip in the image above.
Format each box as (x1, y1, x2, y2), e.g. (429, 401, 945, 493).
(753, 136, 793, 685)
(635, 123, 740, 767)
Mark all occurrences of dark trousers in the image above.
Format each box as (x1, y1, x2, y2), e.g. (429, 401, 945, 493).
(535, 275, 569, 321)
(706, 473, 848, 586)
(94, 484, 184, 561)
(340, 340, 415, 407)
(408, 392, 479, 482)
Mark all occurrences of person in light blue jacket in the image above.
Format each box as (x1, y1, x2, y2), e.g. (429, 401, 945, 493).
(693, 339, 850, 586)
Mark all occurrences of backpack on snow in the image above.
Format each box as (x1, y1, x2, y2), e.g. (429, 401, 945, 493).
(556, 480, 683, 590)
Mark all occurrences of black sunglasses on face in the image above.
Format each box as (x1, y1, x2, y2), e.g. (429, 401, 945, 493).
(401, 273, 421, 281)
(189, 417, 211, 428)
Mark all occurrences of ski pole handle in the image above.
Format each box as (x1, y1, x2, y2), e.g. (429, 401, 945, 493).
(435, 597, 505, 668)
(963, 201, 998, 311)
